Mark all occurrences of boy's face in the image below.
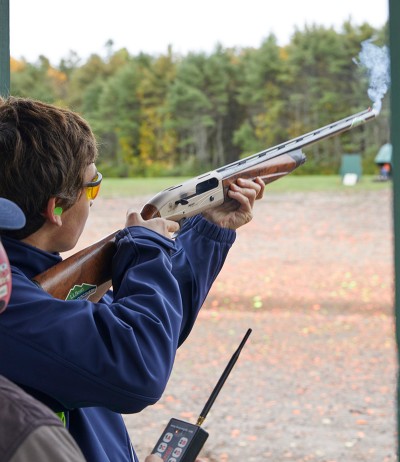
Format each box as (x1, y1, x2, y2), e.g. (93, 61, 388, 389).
(52, 163, 99, 253)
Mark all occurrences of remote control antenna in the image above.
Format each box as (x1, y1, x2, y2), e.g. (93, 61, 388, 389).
(196, 328, 252, 426)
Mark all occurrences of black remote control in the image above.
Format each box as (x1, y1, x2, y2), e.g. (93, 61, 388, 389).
(152, 418, 208, 462)
(151, 329, 252, 462)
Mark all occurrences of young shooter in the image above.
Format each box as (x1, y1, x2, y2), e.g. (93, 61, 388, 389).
(0, 96, 264, 462)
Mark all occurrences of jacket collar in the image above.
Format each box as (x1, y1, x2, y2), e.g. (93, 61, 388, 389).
(1, 236, 62, 279)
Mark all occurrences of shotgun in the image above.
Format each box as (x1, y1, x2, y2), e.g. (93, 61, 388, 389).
(33, 108, 377, 301)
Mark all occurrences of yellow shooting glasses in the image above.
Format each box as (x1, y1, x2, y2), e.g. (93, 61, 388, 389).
(85, 171, 102, 200)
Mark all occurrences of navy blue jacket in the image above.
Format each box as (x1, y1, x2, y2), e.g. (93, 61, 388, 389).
(0, 216, 235, 461)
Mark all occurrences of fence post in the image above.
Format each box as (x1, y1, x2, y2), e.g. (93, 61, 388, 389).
(0, 0, 10, 97)
(389, 0, 400, 455)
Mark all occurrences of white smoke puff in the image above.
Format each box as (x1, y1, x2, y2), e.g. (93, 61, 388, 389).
(354, 40, 391, 114)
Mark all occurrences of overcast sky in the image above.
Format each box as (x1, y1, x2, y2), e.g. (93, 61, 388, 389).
(9, 0, 389, 64)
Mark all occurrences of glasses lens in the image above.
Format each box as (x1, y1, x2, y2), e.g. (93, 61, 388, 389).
(85, 172, 102, 200)
(86, 184, 100, 200)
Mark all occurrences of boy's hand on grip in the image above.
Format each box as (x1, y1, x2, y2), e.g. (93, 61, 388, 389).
(202, 177, 264, 230)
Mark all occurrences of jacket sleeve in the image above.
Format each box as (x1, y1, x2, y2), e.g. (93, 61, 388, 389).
(0, 227, 184, 414)
(171, 215, 236, 344)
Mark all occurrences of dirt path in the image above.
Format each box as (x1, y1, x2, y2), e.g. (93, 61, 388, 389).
(73, 187, 396, 461)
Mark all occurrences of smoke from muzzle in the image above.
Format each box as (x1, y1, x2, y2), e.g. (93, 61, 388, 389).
(354, 40, 390, 114)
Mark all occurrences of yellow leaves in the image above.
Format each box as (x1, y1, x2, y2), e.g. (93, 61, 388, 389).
(279, 46, 289, 61)
(138, 107, 178, 167)
(118, 136, 134, 164)
(138, 119, 155, 163)
(11, 56, 67, 83)
(47, 66, 67, 83)
(10, 57, 25, 72)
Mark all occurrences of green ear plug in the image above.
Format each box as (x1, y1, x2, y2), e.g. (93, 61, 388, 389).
(54, 207, 63, 216)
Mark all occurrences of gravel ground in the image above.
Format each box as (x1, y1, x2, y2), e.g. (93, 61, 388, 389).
(71, 186, 396, 462)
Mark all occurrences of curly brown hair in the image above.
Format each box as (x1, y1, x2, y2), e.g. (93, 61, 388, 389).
(0, 97, 98, 239)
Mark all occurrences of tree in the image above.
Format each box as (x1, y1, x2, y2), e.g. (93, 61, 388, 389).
(9, 21, 389, 176)
(166, 52, 214, 170)
(66, 54, 109, 109)
(284, 23, 382, 171)
(135, 48, 178, 174)
(93, 60, 142, 176)
(11, 55, 67, 103)
(234, 35, 287, 156)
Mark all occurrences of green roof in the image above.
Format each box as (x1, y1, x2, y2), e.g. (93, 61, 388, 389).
(375, 143, 392, 164)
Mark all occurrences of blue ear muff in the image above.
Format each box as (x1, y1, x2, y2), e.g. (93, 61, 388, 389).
(54, 207, 63, 216)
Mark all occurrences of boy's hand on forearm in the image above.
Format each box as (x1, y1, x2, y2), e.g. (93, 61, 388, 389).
(125, 211, 179, 238)
(202, 177, 264, 230)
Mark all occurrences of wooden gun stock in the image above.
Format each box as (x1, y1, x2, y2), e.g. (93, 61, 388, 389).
(33, 232, 118, 302)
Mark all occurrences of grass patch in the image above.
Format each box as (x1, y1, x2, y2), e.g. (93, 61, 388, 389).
(100, 175, 391, 198)
(266, 175, 391, 193)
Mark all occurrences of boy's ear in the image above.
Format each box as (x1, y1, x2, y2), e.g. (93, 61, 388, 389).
(44, 198, 63, 226)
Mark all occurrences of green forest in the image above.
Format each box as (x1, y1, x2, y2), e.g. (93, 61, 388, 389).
(10, 21, 389, 177)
